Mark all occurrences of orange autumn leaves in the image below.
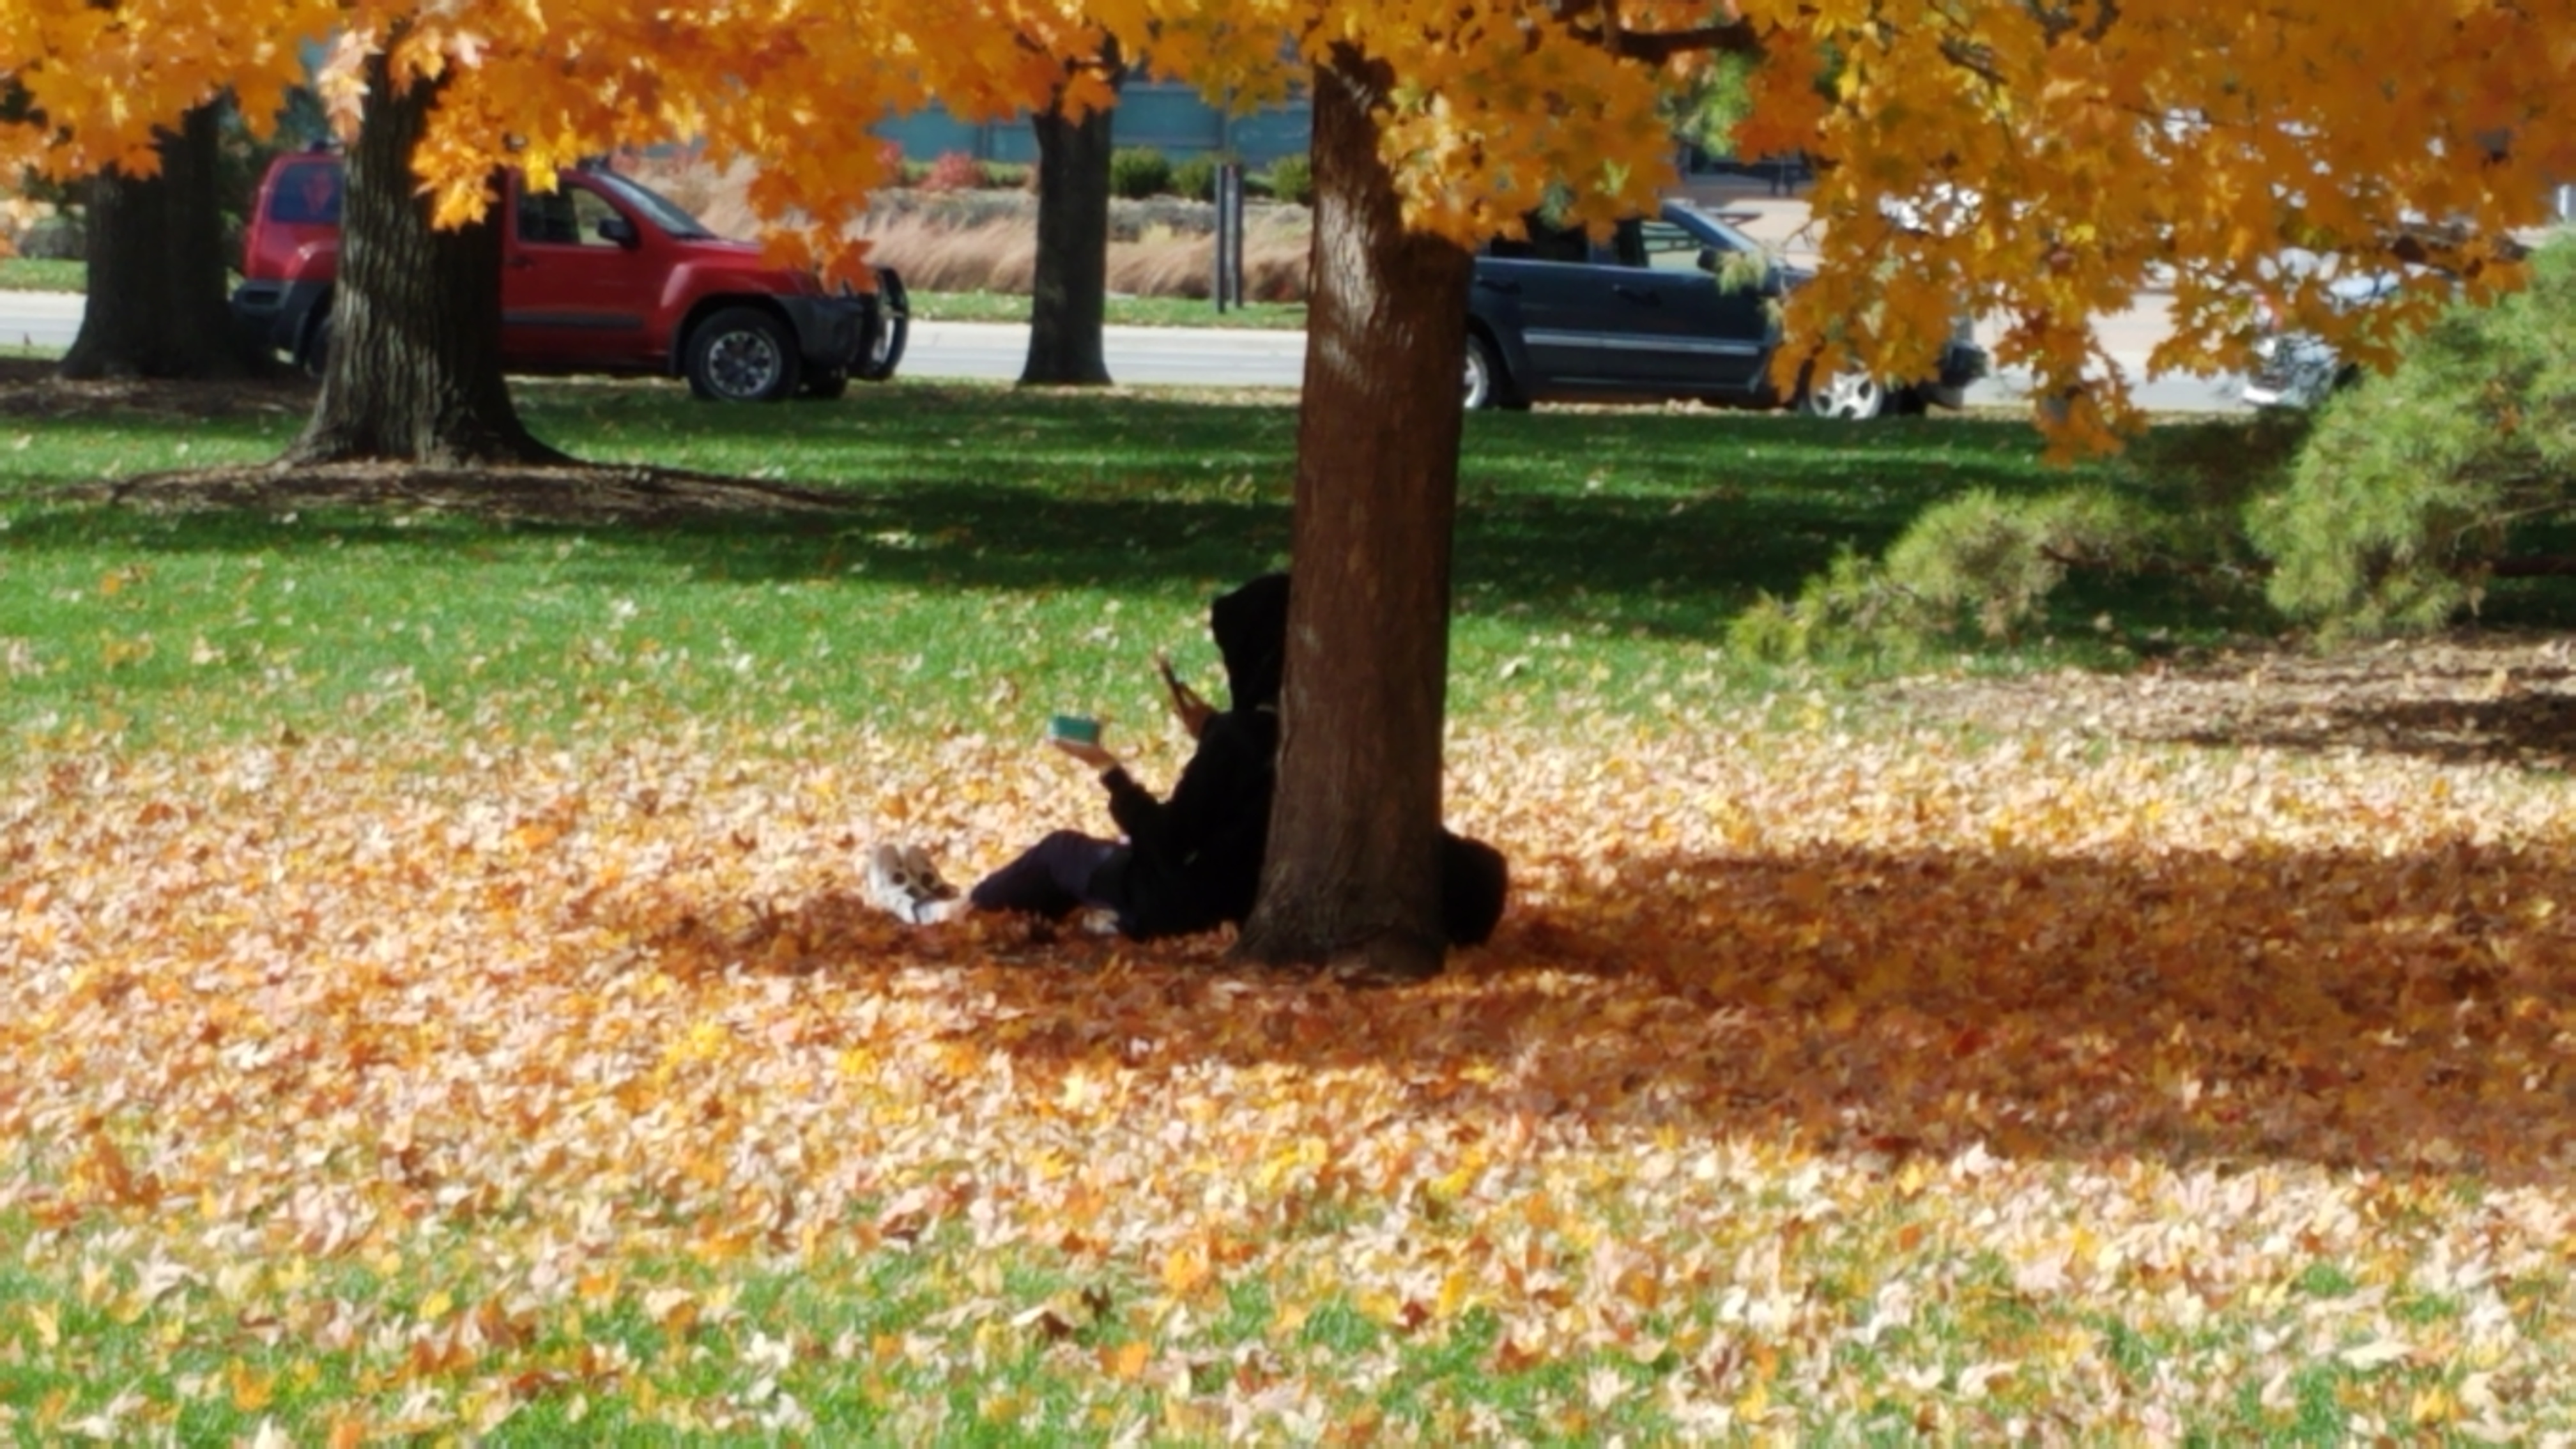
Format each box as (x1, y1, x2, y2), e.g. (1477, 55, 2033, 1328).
(7, 710, 2576, 1432)
(12, 1, 2575, 434)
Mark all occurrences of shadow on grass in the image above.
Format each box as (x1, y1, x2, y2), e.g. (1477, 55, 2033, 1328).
(629, 836, 2576, 1186)
(0, 402, 2117, 645)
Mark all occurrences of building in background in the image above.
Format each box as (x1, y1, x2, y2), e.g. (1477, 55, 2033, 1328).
(876, 82, 1312, 167)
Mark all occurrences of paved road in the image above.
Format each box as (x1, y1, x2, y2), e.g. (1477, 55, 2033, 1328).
(908, 312, 2252, 414)
(0, 291, 80, 350)
(4, 289, 2252, 412)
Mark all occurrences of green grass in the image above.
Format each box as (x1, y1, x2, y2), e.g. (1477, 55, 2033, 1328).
(0, 259, 1305, 328)
(0, 257, 83, 293)
(0, 379, 2198, 747)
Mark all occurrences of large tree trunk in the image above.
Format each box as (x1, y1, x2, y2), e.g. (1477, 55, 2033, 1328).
(1019, 45, 1122, 387)
(1232, 48, 1471, 983)
(60, 104, 247, 380)
(284, 49, 563, 465)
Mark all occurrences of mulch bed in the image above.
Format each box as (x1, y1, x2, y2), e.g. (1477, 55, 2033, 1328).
(4, 358, 861, 525)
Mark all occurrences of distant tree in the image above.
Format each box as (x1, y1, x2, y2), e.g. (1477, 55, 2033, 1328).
(1020, 37, 1124, 387)
(280, 45, 556, 465)
(61, 102, 247, 381)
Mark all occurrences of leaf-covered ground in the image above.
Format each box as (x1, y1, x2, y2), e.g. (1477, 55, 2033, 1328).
(9, 704, 2576, 1442)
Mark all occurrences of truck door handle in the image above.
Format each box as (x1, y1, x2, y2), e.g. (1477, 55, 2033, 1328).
(1611, 284, 1660, 303)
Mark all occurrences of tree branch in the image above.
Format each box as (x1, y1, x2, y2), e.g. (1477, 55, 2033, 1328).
(1605, 22, 1767, 63)
(1554, 1, 1765, 64)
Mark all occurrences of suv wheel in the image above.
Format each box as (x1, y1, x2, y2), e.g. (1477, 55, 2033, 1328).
(1796, 367, 1887, 421)
(684, 306, 800, 402)
(1463, 332, 1524, 411)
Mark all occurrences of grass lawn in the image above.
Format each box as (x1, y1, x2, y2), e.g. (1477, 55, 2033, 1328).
(6, 379, 2576, 1441)
(0, 376, 2313, 747)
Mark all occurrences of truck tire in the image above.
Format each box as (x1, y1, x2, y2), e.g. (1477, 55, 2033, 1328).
(684, 306, 800, 402)
(856, 268, 908, 382)
(298, 308, 334, 378)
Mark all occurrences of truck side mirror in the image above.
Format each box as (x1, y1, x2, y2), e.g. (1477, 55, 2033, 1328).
(1696, 247, 1720, 274)
(596, 216, 638, 248)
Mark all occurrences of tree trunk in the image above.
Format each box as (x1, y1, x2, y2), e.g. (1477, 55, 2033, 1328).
(1019, 45, 1122, 388)
(284, 49, 564, 466)
(1232, 47, 1471, 983)
(60, 104, 247, 380)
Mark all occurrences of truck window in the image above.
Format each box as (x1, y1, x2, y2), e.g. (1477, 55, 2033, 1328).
(268, 162, 342, 224)
(518, 184, 625, 247)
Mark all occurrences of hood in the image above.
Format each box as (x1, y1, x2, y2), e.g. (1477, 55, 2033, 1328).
(1209, 572, 1290, 710)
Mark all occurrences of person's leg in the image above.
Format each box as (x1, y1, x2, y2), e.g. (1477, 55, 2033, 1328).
(968, 831, 1121, 919)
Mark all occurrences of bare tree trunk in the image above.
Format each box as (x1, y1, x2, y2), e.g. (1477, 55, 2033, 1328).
(61, 103, 247, 380)
(1020, 43, 1123, 387)
(284, 48, 564, 466)
(1232, 47, 1470, 983)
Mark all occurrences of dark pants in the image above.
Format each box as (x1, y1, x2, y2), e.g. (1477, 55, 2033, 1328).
(970, 831, 1121, 919)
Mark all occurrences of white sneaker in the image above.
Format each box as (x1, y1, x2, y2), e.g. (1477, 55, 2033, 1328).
(899, 845, 959, 906)
(864, 841, 957, 924)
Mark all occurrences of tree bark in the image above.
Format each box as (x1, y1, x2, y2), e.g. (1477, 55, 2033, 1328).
(283, 48, 564, 466)
(1232, 47, 1471, 983)
(60, 104, 247, 381)
(1019, 45, 1122, 388)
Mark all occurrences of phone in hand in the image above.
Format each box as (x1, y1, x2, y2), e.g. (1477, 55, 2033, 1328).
(1046, 713, 1101, 745)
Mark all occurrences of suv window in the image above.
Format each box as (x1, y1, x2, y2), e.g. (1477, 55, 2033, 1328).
(518, 184, 625, 248)
(1487, 216, 1590, 263)
(1637, 219, 1707, 272)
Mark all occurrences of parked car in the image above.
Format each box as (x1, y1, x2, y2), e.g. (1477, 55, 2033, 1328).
(230, 153, 908, 401)
(2240, 266, 2401, 409)
(1466, 201, 1988, 418)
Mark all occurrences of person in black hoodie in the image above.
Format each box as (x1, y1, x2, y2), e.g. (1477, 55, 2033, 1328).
(864, 573, 1289, 939)
(866, 571, 1508, 947)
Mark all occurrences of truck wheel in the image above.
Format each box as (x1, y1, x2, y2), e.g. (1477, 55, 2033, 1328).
(857, 268, 908, 381)
(799, 367, 851, 401)
(684, 306, 800, 402)
(298, 310, 334, 378)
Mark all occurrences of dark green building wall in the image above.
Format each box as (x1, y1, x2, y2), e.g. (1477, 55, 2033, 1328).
(877, 82, 1311, 167)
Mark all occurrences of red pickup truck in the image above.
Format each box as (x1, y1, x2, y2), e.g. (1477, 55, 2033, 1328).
(229, 153, 907, 401)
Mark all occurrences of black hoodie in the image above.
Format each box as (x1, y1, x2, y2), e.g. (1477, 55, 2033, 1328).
(1087, 574, 1289, 940)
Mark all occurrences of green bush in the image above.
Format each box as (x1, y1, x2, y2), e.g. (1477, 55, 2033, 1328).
(1262, 154, 1313, 206)
(1108, 147, 1174, 200)
(2251, 239, 2576, 636)
(983, 161, 1033, 190)
(1170, 155, 1221, 203)
(1731, 487, 2156, 661)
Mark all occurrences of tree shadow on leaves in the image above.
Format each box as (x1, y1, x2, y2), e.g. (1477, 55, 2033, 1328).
(623, 832, 2576, 1186)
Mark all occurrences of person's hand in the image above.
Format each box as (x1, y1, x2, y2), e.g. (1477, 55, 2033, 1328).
(1050, 736, 1119, 774)
(1169, 681, 1215, 739)
(1158, 650, 1215, 738)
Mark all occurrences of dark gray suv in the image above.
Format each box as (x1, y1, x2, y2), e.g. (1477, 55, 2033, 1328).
(1466, 201, 1986, 418)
